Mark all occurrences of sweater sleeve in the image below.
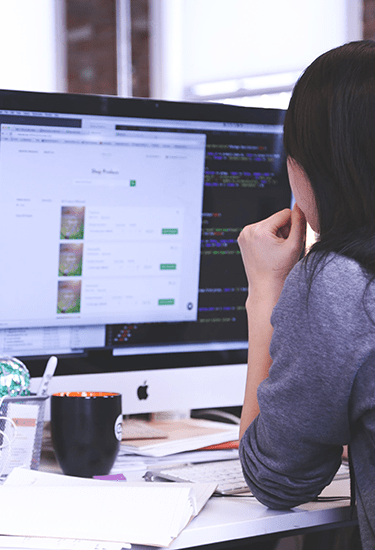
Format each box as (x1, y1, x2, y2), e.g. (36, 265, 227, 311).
(239, 255, 365, 509)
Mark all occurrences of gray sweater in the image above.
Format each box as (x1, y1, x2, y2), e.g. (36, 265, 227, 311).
(239, 252, 375, 549)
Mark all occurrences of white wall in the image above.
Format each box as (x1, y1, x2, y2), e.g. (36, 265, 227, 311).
(150, 0, 363, 101)
(0, 0, 65, 92)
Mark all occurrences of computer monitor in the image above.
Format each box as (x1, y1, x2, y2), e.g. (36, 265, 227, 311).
(0, 89, 291, 416)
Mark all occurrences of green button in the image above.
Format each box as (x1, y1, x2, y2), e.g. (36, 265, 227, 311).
(160, 264, 176, 270)
(130, 180, 136, 187)
(162, 228, 178, 235)
(158, 299, 175, 305)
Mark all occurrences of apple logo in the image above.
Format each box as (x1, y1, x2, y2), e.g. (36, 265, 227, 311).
(137, 381, 148, 400)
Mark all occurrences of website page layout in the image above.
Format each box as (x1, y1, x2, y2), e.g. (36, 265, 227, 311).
(0, 116, 206, 329)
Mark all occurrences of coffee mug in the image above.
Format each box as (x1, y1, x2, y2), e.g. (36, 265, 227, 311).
(51, 392, 122, 477)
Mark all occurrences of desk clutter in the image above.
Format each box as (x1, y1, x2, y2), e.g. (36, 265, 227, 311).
(121, 417, 239, 456)
(35, 416, 241, 548)
(42, 416, 240, 459)
(0, 467, 217, 547)
(0, 356, 242, 548)
(0, 394, 48, 478)
(0, 398, 353, 550)
(0, 357, 51, 479)
(145, 457, 249, 495)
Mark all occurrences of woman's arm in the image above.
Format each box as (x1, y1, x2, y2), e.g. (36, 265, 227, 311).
(237, 204, 306, 440)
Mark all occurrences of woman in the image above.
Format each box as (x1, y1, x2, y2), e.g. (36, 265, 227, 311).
(238, 40, 375, 549)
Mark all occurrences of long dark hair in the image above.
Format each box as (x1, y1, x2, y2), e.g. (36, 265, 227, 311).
(284, 40, 375, 276)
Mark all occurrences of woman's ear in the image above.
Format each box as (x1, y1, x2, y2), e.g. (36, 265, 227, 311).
(287, 158, 319, 234)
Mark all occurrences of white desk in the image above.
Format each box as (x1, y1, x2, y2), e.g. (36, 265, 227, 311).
(124, 470, 354, 550)
(3, 453, 354, 550)
(165, 478, 354, 550)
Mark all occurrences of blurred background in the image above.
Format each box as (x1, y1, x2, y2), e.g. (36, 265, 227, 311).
(0, 0, 366, 109)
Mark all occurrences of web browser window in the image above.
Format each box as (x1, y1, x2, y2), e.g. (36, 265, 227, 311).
(0, 114, 206, 329)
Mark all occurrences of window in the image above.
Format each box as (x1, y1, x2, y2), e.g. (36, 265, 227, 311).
(0, 0, 64, 92)
(150, 0, 363, 108)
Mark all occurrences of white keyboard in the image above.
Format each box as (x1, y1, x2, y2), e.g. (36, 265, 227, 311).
(145, 458, 251, 495)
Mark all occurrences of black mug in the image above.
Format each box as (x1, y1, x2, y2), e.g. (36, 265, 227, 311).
(51, 392, 122, 477)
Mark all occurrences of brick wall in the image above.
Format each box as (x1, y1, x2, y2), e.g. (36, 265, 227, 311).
(130, 0, 150, 97)
(66, 0, 149, 97)
(66, 1, 371, 98)
(364, 0, 375, 39)
(66, 0, 118, 95)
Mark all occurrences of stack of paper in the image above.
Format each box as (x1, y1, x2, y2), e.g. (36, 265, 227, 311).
(0, 468, 217, 548)
(121, 418, 239, 457)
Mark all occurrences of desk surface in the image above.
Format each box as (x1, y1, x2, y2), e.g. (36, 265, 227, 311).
(117, 474, 350, 550)
(164, 477, 354, 550)
(7, 451, 353, 550)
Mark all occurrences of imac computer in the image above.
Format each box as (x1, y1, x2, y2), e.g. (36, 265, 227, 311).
(0, 89, 291, 416)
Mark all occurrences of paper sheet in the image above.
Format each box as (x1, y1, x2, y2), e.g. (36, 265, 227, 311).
(121, 418, 239, 457)
(0, 468, 216, 548)
(0, 535, 129, 550)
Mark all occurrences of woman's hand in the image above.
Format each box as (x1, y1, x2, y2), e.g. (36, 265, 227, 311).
(238, 204, 306, 440)
(238, 204, 306, 297)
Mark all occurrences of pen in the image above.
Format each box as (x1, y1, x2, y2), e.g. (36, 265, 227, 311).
(37, 356, 58, 396)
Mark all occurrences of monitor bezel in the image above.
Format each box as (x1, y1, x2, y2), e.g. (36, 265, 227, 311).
(0, 89, 287, 393)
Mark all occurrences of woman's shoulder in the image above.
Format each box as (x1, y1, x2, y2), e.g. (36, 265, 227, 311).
(288, 251, 369, 294)
(274, 251, 372, 321)
(277, 251, 375, 329)
(272, 252, 375, 365)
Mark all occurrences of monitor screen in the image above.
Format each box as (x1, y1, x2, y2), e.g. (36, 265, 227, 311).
(0, 90, 290, 414)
